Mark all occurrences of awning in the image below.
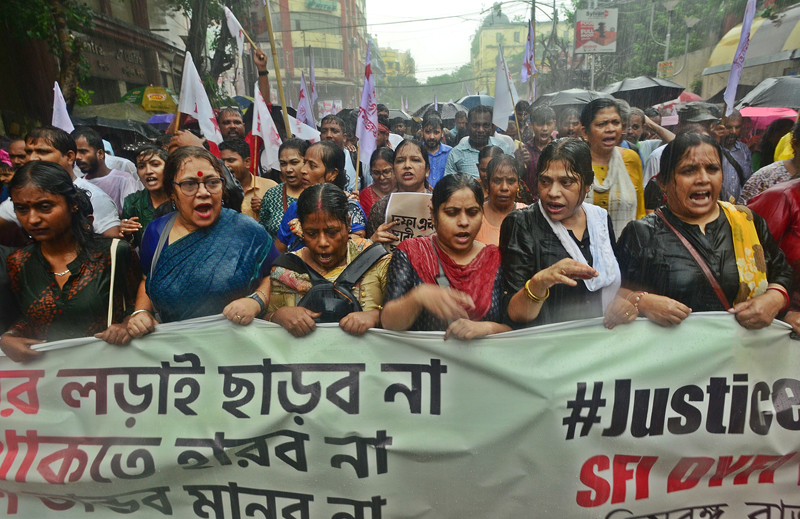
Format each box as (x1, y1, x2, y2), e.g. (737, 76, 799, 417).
(703, 4, 800, 75)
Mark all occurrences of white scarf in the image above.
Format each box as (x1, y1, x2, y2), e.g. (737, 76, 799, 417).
(538, 201, 621, 311)
(586, 147, 637, 239)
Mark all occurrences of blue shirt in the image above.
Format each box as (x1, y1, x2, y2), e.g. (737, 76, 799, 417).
(277, 199, 367, 251)
(444, 136, 514, 178)
(427, 144, 452, 188)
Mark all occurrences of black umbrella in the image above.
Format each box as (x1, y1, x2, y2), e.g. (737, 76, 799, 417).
(531, 89, 614, 111)
(600, 76, 685, 107)
(735, 76, 800, 110)
(389, 109, 411, 121)
(70, 116, 161, 139)
(413, 101, 468, 119)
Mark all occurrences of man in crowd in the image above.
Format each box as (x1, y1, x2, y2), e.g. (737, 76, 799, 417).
(0, 127, 120, 238)
(626, 107, 669, 167)
(642, 107, 662, 140)
(8, 139, 26, 171)
(444, 105, 514, 178)
(320, 114, 364, 191)
(556, 107, 582, 139)
(219, 138, 277, 220)
(422, 113, 451, 188)
(391, 117, 410, 139)
(516, 105, 556, 198)
(447, 111, 468, 145)
(718, 108, 753, 203)
(73, 127, 139, 214)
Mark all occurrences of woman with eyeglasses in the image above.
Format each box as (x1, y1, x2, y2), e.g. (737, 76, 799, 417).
(127, 147, 279, 337)
(359, 147, 396, 217)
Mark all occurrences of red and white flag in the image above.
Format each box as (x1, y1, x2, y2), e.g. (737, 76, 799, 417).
(492, 44, 519, 131)
(223, 6, 245, 62)
(723, 0, 757, 116)
(355, 41, 378, 171)
(521, 19, 537, 83)
(177, 52, 223, 145)
(309, 46, 318, 105)
(296, 71, 315, 128)
(252, 81, 281, 171)
(288, 115, 321, 143)
(51, 81, 74, 133)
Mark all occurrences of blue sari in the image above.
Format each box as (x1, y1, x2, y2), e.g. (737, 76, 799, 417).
(141, 208, 274, 322)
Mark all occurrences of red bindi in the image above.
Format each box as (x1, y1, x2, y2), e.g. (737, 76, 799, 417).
(197, 171, 203, 177)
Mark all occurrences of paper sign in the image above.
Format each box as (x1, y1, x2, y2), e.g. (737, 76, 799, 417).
(384, 192, 434, 251)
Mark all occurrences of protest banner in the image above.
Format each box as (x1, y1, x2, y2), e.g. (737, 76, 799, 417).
(383, 192, 433, 252)
(1, 313, 799, 518)
(575, 9, 619, 54)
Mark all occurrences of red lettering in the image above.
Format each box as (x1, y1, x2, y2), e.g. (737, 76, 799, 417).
(734, 454, 794, 485)
(635, 457, 658, 500)
(708, 456, 752, 487)
(576, 455, 610, 508)
(612, 455, 640, 504)
(667, 457, 714, 493)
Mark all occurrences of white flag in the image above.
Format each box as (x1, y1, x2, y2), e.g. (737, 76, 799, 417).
(52, 82, 74, 133)
(177, 52, 224, 145)
(723, 0, 757, 116)
(355, 41, 378, 172)
(521, 19, 537, 83)
(309, 47, 318, 104)
(223, 7, 245, 63)
(434, 94, 438, 111)
(252, 81, 281, 171)
(296, 71, 315, 128)
(288, 115, 320, 143)
(492, 44, 519, 131)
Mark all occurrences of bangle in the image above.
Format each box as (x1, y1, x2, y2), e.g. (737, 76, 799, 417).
(255, 289, 268, 302)
(2, 329, 19, 338)
(258, 69, 269, 76)
(131, 309, 152, 318)
(626, 291, 648, 311)
(767, 286, 790, 312)
(266, 312, 276, 323)
(248, 293, 266, 315)
(524, 279, 549, 303)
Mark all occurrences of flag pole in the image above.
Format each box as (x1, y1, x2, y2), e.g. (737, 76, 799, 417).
(355, 141, 361, 193)
(506, 75, 523, 145)
(262, 1, 293, 138)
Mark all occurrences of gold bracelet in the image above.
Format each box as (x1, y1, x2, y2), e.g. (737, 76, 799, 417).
(255, 289, 268, 302)
(626, 291, 648, 311)
(266, 312, 276, 323)
(524, 279, 549, 303)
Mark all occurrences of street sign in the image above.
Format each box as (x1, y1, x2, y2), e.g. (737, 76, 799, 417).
(575, 9, 618, 54)
(657, 60, 675, 79)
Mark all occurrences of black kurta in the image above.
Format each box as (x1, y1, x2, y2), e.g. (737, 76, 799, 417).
(616, 206, 793, 311)
(499, 205, 616, 327)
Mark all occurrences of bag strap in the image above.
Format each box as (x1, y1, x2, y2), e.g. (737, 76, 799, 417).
(720, 147, 747, 188)
(108, 238, 120, 328)
(282, 183, 289, 212)
(271, 252, 327, 285)
(334, 242, 388, 288)
(430, 235, 450, 288)
(654, 208, 731, 310)
(151, 213, 177, 275)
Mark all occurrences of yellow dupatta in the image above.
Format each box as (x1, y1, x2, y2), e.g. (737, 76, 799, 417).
(718, 201, 768, 304)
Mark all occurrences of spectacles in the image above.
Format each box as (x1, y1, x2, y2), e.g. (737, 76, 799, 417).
(371, 167, 394, 178)
(172, 177, 225, 196)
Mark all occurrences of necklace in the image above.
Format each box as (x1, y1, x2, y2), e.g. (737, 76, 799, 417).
(53, 269, 70, 277)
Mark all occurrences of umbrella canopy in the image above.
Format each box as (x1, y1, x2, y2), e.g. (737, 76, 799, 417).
(119, 86, 179, 113)
(233, 96, 254, 111)
(73, 103, 153, 123)
(657, 91, 704, 112)
(735, 76, 800, 110)
(147, 113, 175, 131)
(739, 106, 798, 131)
(600, 76, 685, 107)
(388, 109, 411, 121)
(531, 89, 614, 111)
(456, 95, 494, 110)
(413, 102, 468, 119)
(70, 116, 161, 139)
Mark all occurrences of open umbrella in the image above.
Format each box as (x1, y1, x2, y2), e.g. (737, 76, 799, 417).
(456, 95, 494, 110)
(73, 103, 153, 123)
(413, 102, 468, 119)
(389, 109, 410, 121)
(147, 113, 175, 131)
(600, 76, 685, 107)
(119, 86, 179, 113)
(739, 106, 798, 131)
(233, 96, 254, 112)
(531, 89, 613, 110)
(70, 116, 161, 139)
(735, 77, 800, 110)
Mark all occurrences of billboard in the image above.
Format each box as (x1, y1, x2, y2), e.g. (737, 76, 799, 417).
(575, 8, 618, 54)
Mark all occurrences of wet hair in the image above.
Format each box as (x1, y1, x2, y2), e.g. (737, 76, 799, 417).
(629, 107, 645, 124)
(431, 173, 483, 215)
(155, 134, 174, 150)
(394, 139, 430, 173)
(296, 183, 349, 227)
(468, 105, 493, 122)
(308, 141, 346, 190)
(644, 107, 660, 119)
(135, 144, 168, 164)
(530, 105, 556, 125)
(486, 155, 523, 183)
(218, 138, 251, 160)
(615, 99, 631, 125)
(478, 145, 504, 162)
(580, 98, 619, 128)
(422, 113, 443, 131)
(658, 133, 723, 187)
(25, 126, 76, 156)
(279, 138, 310, 158)
(162, 146, 225, 198)
(9, 161, 94, 247)
(217, 107, 243, 123)
(454, 111, 467, 122)
(537, 137, 594, 188)
(558, 107, 581, 126)
(71, 127, 104, 152)
(377, 104, 388, 114)
(758, 119, 796, 168)
(320, 114, 345, 132)
(369, 147, 395, 170)
(515, 100, 531, 114)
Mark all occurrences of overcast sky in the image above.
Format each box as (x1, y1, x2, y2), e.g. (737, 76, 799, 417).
(365, 0, 565, 82)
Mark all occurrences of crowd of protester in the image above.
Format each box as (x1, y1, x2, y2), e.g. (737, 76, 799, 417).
(2, 56, 800, 362)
